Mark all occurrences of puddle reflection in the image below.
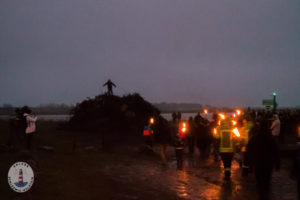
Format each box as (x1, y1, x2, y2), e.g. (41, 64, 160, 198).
(175, 171, 189, 198)
(102, 150, 273, 200)
(171, 156, 249, 200)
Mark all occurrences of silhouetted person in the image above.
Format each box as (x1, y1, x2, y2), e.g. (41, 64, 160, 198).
(187, 117, 196, 155)
(153, 117, 172, 165)
(291, 142, 300, 200)
(143, 125, 154, 148)
(103, 79, 116, 95)
(211, 112, 220, 161)
(172, 112, 177, 123)
(195, 113, 211, 158)
(247, 120, 280, 200)
(177, 112, 182, 121)
(174, 121, 186, 170)
(7, 108, 24, 149)
(194, 112, 202, 125)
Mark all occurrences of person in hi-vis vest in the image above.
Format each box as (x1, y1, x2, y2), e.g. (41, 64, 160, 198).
(240, 118, 254, 177)
(214, 116, 240, 180)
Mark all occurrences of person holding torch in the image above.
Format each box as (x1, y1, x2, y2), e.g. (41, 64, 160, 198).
(214, 114, 241, 180)
(143, 117, 155, 148)
(174, 121, 188, 170)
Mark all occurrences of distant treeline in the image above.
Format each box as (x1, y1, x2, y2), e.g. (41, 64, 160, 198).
(153, 103, 235, 113)
(0, 104, 73, 115)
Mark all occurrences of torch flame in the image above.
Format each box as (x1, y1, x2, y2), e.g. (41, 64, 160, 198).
(180, 122, 187, 133)
(213, 128, 217, 135)
(219, 113, 225, 120)
(236, 110, 241, 116)
(233, 113, 236, 118)
(232, 120, 237, 126)
(218, 120, 221, 126)
(204, 109, 208, 114)
(232, 128, 240, 137)
(149, 117, 154, 124)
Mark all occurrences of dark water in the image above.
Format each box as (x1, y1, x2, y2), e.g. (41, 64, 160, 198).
(0, 115, 70, 121)
(0, 113, 216, 121)
(161, 113, 214, 121)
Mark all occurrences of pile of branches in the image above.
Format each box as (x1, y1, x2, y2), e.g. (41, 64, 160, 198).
(68, 93, 161, 135)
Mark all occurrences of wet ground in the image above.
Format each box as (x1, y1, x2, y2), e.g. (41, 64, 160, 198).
(0, 118, 297, 200)
(101, 146, 297, 200)
(1, 144, 297, 200)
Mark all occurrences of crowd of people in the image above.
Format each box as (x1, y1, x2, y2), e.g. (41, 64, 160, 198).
(5, 104, 300, 199)
(144, 108, 300, 200)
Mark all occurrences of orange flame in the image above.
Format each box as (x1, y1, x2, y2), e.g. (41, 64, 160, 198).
(233, 113, 236, 118)
(149, 117, 154, 124)
(219, 113, 225, 120)
(204, 109, 208, 114)
(236, 110, 241, 116)
(180, 122, 187, 133)
(232, 128, 240, 137)
(213, 128, 217, 135)
(218, 120, 221, 126)
(232, 120, 237, 126)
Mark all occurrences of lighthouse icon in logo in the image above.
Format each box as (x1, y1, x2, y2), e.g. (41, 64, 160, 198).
(8, 162, 34, 193)
(14, 169, 28, 188)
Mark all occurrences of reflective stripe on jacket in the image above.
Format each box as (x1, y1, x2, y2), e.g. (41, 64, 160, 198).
(217, 119, 234, 153)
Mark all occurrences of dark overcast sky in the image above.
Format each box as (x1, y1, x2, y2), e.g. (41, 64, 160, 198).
(1, 0, 300, 107)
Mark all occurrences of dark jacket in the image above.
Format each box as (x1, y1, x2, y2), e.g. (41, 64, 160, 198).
(247, 130, 280, 169)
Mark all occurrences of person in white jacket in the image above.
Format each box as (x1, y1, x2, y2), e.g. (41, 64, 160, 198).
(24, 110, 38, 150)
(271, 114, 280, 144)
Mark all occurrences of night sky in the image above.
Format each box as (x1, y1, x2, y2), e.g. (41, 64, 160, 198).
(1, 0, 300, 107)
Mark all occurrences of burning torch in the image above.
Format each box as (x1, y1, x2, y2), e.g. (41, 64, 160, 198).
(213, 128, 217, 136)
(204, 109, 208, 119)
(232, 120, 237, 126)
(232, 127, 240, 137)
(218, 113, 225, 126)
(178, 122, 188, 139)
(149, 117, 154, 125)
(236, 109, 242, 116)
